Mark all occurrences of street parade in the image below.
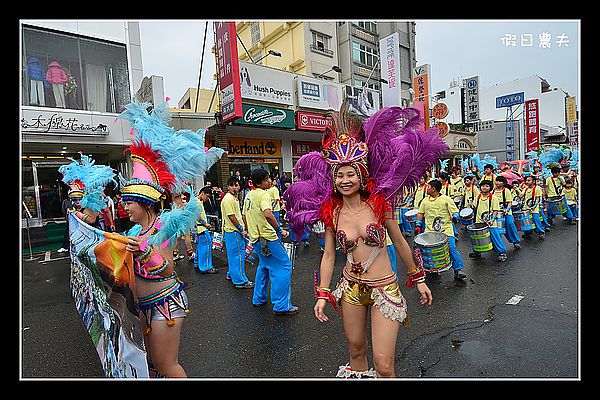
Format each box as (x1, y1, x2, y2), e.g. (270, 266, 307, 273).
(20, 20, 580, 381)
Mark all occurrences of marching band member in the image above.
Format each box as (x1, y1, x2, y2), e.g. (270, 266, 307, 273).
(469, 180, 508, 262)
(493, 176, 521, 250)
(521, 174, 546, 240)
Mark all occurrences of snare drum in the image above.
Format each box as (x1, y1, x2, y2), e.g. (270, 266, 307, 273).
(467, 223, 493, 253)
(547, 196, 568, 215)
(453, 196, 462, 209)
(212, 232, 224, 251)
(495, 211, 506, 235)
(513, 210, 535, 232)
(511, 200, 522, 211)
(459, 207, 474, 226)
(311, 220, 325, 235)
(413, 232, 452, 273)
(405, 209, 419, 224)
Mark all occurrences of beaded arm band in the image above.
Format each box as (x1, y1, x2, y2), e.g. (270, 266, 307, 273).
(405, 247, 426, 288)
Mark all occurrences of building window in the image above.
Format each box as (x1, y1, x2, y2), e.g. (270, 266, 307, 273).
(22, 25, 131, 113)
(251, 22, 261, 45)
(457, 140, 471, 150)
(352, 41, 378, 68)
(353, 21, 377, 34)
(311, 31, 333, 56)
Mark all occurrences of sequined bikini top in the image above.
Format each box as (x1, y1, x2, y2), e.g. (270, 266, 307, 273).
(335, 222, 386, 254)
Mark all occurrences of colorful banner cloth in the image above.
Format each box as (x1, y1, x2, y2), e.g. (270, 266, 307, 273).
(68, 211, 148, 378)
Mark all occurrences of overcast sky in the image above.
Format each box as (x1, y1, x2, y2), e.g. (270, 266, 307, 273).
(139, 20, 579, 106)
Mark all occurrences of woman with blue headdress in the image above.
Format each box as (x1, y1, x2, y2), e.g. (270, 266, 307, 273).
(117, 100, 224, 378)
(58, 152, 117, 230)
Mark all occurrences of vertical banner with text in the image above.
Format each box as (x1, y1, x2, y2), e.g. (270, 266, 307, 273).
(215, 22, 243, 123)
(413, 64, 431, 130)
(380, 32, 401, 107)
(525, 99, 540, 152)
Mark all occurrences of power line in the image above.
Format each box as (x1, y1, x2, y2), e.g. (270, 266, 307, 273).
(194, 21, 209, 113)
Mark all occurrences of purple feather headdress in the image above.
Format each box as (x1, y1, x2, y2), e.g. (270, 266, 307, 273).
(364, 106, 449, 203)
(283, 105, 448, 238)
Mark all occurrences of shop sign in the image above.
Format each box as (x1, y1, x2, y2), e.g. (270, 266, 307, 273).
(234, 104, 295, 128)
(566, 96, 577, 124)
(215, 22, 243, 123)
(292, 140, 321, 156)
(21, 109, 110, 136)
(206, 135, 282, 158)
(295, 111, 332, 131)
(463, 76, 480, 122)
(345, 85, 381, 116)
(495, 92, 524, 108)
(432, 102, 449, 119)
(413, 64, 431, 129)
(525, 99, 540, 152)
(239, 61, 294, 105)
(380, 32, 401, 107)
(296, 76, 343, 111)
(435, 121, 449, 138)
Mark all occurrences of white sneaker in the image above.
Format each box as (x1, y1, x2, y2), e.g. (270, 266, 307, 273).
(188, 252, 195, 261)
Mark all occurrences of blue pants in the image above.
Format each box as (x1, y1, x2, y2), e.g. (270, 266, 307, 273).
(273, 210, 281, 226)
(547, 195, 574, 221)
(289, 227, 310, 243)
(471, 227, 506, 254)
(317, 236, 325, 247)
(194, 231, 213, 272)
(386, 245, 398, 277)
(448, 236, 464, 270)
(540, 206, 551, 228)
(224, 231, 249, 285)
(252, 239, 294, 312)
(527, 213, 546, 235)
(399, 209, 412, 234)
(502, 214, 520, 244)
(569, 204, 578, 218)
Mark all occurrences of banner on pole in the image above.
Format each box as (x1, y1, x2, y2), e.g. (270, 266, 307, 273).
(68, 211, 148, 378)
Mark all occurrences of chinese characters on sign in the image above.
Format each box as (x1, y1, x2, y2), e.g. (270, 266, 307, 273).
(214, 22, 242, 123)
(525, 99, 540, 152)
(500, 33, 570, 48)
(463, 76, 479, 123)
(413, 64, 430, 130)
(380, 32, 401, 107)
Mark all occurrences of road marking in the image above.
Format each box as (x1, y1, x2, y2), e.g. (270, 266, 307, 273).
(506, 294, 524, 305)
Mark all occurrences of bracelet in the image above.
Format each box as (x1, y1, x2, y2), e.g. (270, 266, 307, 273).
(406, 247, 427, 288)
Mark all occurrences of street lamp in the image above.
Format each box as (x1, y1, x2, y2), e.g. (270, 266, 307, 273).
(254, 49, 282, 64)
(316, 65, 342, 79)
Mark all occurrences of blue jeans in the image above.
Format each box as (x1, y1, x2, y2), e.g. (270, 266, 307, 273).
(252, 239, 294, 312)
(194, 231, 213, 272)
(224, 231, 249, 285)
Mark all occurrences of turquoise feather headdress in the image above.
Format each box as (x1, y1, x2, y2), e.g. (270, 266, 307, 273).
(58, 153, 117, 213)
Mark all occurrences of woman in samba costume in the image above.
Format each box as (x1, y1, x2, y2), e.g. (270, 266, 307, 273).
(284, 103, 447, 378)
(116, 101, 224, 378)
(58, 152, 117, 230)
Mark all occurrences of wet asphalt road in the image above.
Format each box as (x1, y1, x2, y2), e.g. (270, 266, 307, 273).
(21, 218, 580, 380)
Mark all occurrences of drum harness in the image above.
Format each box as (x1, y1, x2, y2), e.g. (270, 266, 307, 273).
(474, 193, 494, 225)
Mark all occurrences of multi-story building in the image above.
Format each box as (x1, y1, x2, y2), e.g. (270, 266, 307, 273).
(20, 21, 143, 234)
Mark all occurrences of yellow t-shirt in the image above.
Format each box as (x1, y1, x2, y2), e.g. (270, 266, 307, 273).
(564, 187, 577, 203)
(418, 194, 459, 237)
(412, 183, 429, 210)
(482, 172, 497, 186)
(243, 188, 278, 242)
(266, 186, 281, 212)
(220, 192, 244, 233)
(472, 193, 501, 228)
(521, 185, 542, 213)
(546, 176, 565, 198)
(492, 187, 514, 215)
(196, 199, 208, 234)
(440, 182, 455, 198)
(463, 184, 480, 207)
(451, 176, 465, 195)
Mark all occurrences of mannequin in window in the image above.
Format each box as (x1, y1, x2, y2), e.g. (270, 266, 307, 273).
(46, 60, 68, 108)
(27, 57, 48, 106)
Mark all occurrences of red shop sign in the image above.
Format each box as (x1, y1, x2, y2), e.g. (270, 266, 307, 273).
(296, 111, 332, 131)
(292, 141, 322, 157)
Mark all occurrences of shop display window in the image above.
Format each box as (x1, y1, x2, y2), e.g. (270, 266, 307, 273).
(22, 25, 131, 113)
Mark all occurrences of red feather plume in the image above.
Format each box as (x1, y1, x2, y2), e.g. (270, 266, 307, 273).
(128, 139, 176, 190)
